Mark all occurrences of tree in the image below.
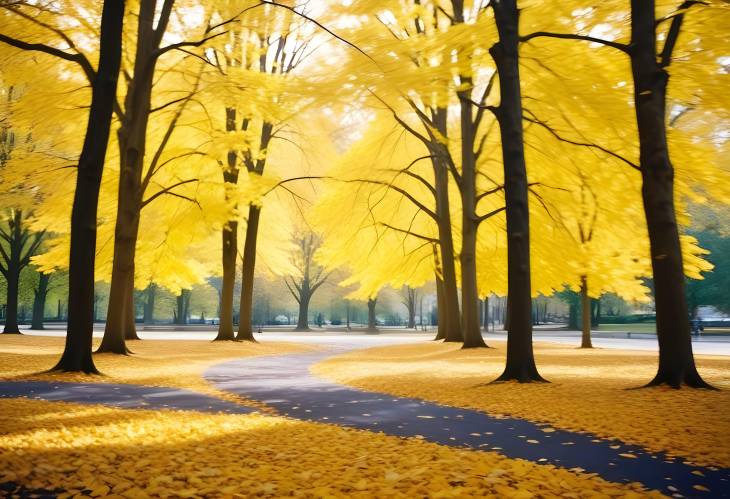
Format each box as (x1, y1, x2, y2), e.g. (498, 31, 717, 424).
(31, 270, 52, 330)
(521, 0, 729, 387)
(285, 233, 328, 331)
(401, 286, 418, 329)
(173, 289, 191, 325)
(0, 210, 44, 333)
(366, 297, 378, 332)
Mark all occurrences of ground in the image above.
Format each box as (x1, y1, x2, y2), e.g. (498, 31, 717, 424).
(314, 339, 730, 468)
(1, 331, 728, 497)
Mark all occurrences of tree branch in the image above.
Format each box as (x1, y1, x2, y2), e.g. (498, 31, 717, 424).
(519, 32, 630, 53)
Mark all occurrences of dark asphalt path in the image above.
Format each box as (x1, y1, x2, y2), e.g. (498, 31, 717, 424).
(0, 380, 253, 414)
(205, 347, 730, 498)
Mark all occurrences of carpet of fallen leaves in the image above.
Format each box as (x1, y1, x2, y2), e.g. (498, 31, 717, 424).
(0, 398, 664, 498)
(313, 340, 730, 468)
(0, 335, 312, 412)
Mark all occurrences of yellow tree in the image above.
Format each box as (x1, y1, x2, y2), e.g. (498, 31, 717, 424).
(0, 0, 125, 371)
(519, 0, 730, 387)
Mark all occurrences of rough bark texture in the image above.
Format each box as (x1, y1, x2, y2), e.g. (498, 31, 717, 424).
(31, 272, 50, 330)
(236, 204, 260, 341)
(216, 107, 240, 341)
(491, 0, 545, 382)
(53, 0, 125, 372)
(580, 276, 593, 348)
(630, 0, 709, 388)
(431, 109, 462, 343)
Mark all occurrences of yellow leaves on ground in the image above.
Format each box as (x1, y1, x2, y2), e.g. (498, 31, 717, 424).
(313, 340, 730, 468)
(0, 398, 663, 498)
(0, 335, 312, 412)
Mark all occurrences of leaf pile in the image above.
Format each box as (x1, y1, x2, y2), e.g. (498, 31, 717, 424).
(0, 398, 663, 498)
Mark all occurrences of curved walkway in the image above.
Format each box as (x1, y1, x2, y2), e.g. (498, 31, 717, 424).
(205, 344, 730, 498)
(0, 380, 253, 414)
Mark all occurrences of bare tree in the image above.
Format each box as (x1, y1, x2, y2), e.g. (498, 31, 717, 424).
(284, 233, 328, 331)
(401, 286, 418, 329)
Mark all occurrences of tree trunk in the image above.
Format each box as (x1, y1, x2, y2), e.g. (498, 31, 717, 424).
(482, 297, 490, 332)
(53, 0, 125, 373)
(175, 290, 190, 325)
(457, 88, 487, 349)
(491, 0, 544, 382)
(591, 298, 601, 327)
(124, 272, 139, 340)
(296, 294, 311, 331)
(98, 207, 139, 354)
(236, 204, 261, 341)
(630, 0, 709, 388)
(2, 257, 20, 334)
(215, 220, 238, 340)
(143, 283, 156, 324)
(431, 109, 463, 343)
(216, 107, 240, 341)
(580, 276, 593, 348)
(31, 272, 50, 330)
(406, 287, 416, 328)
(433, 274, 446, 340)
(366, 298, 378, 332)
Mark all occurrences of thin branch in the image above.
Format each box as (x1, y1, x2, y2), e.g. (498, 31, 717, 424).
(0, 33, 96, 82)
(141, 179, 199, 208)
(523, 110, 640, 171)
(519, 31, 630, 53)
(379, 222, 439, 244)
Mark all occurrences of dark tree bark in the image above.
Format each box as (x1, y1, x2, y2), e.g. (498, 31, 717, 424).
(491, 0, 545, 382)
(580, 276, 593, 348)
(296, 295, 311, 331)
(236, 204, 261, 341)
(366, 298, 378, 332)
(630, 0, 709, 388)
(216, 107, 240, 341)
(52, 0, 125, 372)
(174, 289, 190, 325)
(101, 0, 176, 353)
(430, 109, 463, 343)
(31, 272, 51, 330)
(456, 88, 487, 349)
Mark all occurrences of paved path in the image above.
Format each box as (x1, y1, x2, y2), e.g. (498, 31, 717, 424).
(205, 340, 730, 498)
(0, 380, 253, 414)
